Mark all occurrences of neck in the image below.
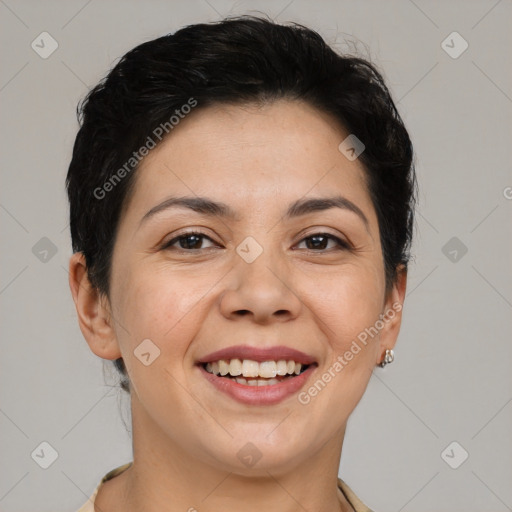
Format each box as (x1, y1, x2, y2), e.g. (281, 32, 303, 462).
(115, 394, 354, 512)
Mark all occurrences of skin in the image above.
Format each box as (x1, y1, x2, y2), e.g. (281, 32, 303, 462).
(69, 99, 407, 512)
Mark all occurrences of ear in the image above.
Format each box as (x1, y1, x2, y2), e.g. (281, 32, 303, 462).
(68, 252, 121, 360)
(376, 264, 407, 366)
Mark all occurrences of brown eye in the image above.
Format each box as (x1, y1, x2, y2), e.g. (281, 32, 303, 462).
(297, 233, 350, 251)
(162, 231, 217, 251)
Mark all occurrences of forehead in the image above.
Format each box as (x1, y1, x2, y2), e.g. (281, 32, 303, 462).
(122, 99, 375, 226)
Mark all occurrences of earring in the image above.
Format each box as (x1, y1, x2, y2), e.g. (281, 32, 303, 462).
(379, 349, 394, 368)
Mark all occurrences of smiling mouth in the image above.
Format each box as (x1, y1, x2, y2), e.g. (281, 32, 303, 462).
(201, 359, 315, 387)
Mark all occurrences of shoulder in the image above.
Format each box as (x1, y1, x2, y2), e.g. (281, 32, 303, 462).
(337, 478, 375, 512)
(75, 462, 133, 512)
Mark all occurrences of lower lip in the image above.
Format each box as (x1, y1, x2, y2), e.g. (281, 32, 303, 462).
(198, 364, 317, 405)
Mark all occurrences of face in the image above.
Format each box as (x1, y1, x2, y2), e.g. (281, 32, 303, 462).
(73, 99, 406, 476)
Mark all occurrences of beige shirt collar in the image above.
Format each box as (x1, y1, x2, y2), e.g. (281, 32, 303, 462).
(77, 463, 374, 512)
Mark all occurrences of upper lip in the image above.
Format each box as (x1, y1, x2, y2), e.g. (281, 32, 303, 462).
(197, 345, 317, 365)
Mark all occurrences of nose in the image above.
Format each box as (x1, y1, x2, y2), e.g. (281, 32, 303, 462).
(219, 250, 303, 324)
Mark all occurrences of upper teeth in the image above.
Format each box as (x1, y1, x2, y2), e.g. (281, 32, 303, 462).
(205, 359, 304, 378)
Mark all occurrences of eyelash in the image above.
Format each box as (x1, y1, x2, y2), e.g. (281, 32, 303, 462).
(161, 230, 351, 253)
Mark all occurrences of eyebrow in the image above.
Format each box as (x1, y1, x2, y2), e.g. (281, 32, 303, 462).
(139, 195, 370, 230)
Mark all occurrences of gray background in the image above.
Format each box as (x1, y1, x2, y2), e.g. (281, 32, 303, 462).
(1, 1, 511, 511)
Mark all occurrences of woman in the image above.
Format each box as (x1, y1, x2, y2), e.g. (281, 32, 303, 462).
(67, 15, 416, 512)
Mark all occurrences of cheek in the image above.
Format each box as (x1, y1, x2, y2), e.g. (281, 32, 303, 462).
(116, 265, 216, 362)
(317, 263, 384, 328)
(113, 271, 196, 404)
(302, 267, 383, 415)
(307, 261, 385, 377)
